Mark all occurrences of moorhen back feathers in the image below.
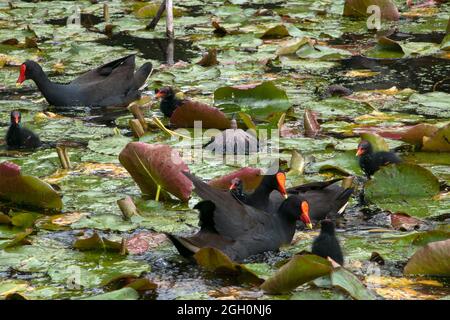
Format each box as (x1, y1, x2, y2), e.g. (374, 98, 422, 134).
(311, 219, 344, 265)
(357, 140, 401, 178)
(6, 111, 41, 150)
(17, 55, 152, 107)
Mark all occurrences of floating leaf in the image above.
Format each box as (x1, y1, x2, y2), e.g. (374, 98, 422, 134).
(260, 25, 290, 39)
(404, 239, 450, 276)
(73, 232, 124, 253)
(194, 247, 263, 285)
(440, 33, 450, 51)
(11, 212, 39, 228)
(391, 212, 424, 231)
(101, 274, 157, 292)
(81, 287, 139, 300)
(0, 162, 62, 212)
(296, 43, 352, 61)
(119, 142, 193, 202)
(276, 37, 310, 56)
(207, 167, 262, 191)
(261, 254, 333, 294)
(304, 108, 320, 137)
(197, 48, 219, 67)
(170, 101, 231, 129)
(126, 231, 167, 254)
(422, 123, 450, 152)
(343, 0, 400, 21)
(331, 267, 377, 300)
(0, 228, 33, 249)
(360, 132, 389, 152)
(214, 81, 291, 118)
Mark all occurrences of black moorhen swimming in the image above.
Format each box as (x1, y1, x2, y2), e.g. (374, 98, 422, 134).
(155, 87, 183, 117)
(16, 55, 152, 107)
(311, 219, 344, 265)
(166, 186, 309, 262)
(229, 171, 289, 214)
(356, 140, 401, 178)
(231, 177, 353, 226)
(203, 118, 259, 155)
(5, 111, 42, 150)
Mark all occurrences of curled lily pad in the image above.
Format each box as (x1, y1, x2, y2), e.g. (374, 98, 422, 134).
(119, 142, 193, 202)
(276, 37, 310, 56)
(390, 212, 424, 231)
(214, 81, 291, 119)
(260, 254, 333, 294)
(260, 25, 290, 39)
(73, 232, 125, 253)
(207, 167, 263, 191)
(194, 247, 263, 285)
(170, 101, 231, 129)
(330, 267, 377, 300)
(398, 124, 439, 149)
(304, 108, 320, 137)
(360, 132, 389, 152)
(343, 0, 400, 21)
(422, 123, 450, 152)
(365, 163, 440, 216)
(0, 162, 62, 212)
(404, 239, 450, 276)
(0, 228, 33, 249)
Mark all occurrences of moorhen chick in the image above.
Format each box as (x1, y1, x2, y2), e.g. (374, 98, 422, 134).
(167, 191, 310, 262)
(203, 118, 259, 155)
(356, 140, 401, 178)
(231, 177, 353, 226)
(5, 111, 41, 150)
(16, 55, 152, 107)
(155, 87, 182, 118)
(229, 171, 289, 214)
(311, 219, 344, 265)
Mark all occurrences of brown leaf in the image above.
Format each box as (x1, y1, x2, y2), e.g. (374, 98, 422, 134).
(197, 48, 219, 67)
(391, 212, 424, 231)
(304, 108, 320, 137)
(170, 100, 231, 129)
(207, 167, 263, 191)
(126, 231, 167, 254)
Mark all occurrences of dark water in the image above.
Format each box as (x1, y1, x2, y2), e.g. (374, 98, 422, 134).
(46, 13, 104, 28)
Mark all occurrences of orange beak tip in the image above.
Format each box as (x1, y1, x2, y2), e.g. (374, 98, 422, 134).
(284, 194, 288, 199)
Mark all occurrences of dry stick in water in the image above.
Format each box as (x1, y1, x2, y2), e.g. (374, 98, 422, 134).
(128, 103, 148, 131)
(146, 0, 166, 30)
(103, 3, 110, 23)
(129, 119, 145, 138)
(166, 0, 174, 39)
(117, 196, 139, 220)
(56, 146, 71, 169)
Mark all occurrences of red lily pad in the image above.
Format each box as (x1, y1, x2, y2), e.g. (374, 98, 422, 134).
(119, 142, 193, 202)
(126, 231, 167, 254)
(207, 167, 263, 192)
(170, 101, 231, 129)
(391, 212, 424, 231)
(343, 0, 400, 21)
(404, 239, 450, 276)
(0, 162, 62, 212)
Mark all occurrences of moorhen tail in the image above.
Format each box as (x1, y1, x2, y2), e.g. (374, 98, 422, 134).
(228, 171, 288, 213)
(16, 55, 152, 107)
(356, 140, 401, 178)
(312, 219, 344, 265)
(6, 111, 42, 150)
(203, 118, 259, 155)
(166, 194, 310, 262)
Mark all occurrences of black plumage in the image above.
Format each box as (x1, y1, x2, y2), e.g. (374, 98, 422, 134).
(5, 111, 41, 150)
(357, 140, 401, 178)
(312, 219, 344, 265)
(155, 87, 183, 117)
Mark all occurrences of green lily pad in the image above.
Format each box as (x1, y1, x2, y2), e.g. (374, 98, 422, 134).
(296, 43, 352, 61)
(360, 132, 389, 152)
(404, 239, 450, 277)
(330, 267, 377, 300)
(422, 123, 450, 152)
(81, 287, 139, 300)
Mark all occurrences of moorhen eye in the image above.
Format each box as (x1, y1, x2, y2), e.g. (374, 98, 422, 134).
(356, 140, 402, 178)
(15, 55, 152, 108)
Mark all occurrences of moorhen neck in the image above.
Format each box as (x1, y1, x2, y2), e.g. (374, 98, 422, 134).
(155, 87, 183, 117)
(166, 180, 310, 262)
(16, 55, 152, 107)
(356, 140, 401, 178)
(312, 219, 344, 265)
(229, 171, 288, 213)
(5, 111, 41, 150)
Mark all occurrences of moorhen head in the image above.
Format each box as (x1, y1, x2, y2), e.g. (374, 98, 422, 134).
(155, 86, 182, 118)
(356, 140, 401, 178)
(6, 111, 42, 150)
(278, 195, 313, 229)
(16, 55, 152, 107)
(311, 219, 344, 265)
(229, 177, 246, 201)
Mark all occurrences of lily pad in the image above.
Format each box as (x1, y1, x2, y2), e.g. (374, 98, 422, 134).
(422, 123, 450, 152)
(207, 167, 263, 191)
(260, 254, 333, 294)
(404, 239, 450, 276)
(170, 101, 231, 130)
(360, 132, 389, 152)
(81, 287, 139, 300)
(0, 162, 62, 212)
(214, 82, 291, 119)
(330, 267, 378, 300)
(343, 0, 400, 21)
(119, 142, 193, 202)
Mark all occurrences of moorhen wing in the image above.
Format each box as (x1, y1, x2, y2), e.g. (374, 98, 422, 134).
(312, 219, 344, 265)
(231, 177, 353, 226)
(228, 171, 288, 214)
(167, 192, 310, 262)
(356, 140, 401, 178)
(203, 118, 259, 155)
(16, 55, 152, 107)
(5, 111, 42, 150)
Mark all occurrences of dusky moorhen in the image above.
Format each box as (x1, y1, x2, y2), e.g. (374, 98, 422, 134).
(166, 193, 310, 262)
(5, 111, 41, 150)
(155, 87, 183, 118)
(356, 140, 401, 178)
(16, 55, 152, 107)
(312, 219, 344, 265)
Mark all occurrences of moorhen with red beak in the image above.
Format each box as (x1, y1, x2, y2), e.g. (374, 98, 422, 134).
(229, 171, 289, 215)
(356, 140, 401, 178)
(16, 55, 152, 107)
(312, 219, 344, 265)
(230, 177, 352, 227)
(166, 174, 310, 261)
(5, 111, 41, 150)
